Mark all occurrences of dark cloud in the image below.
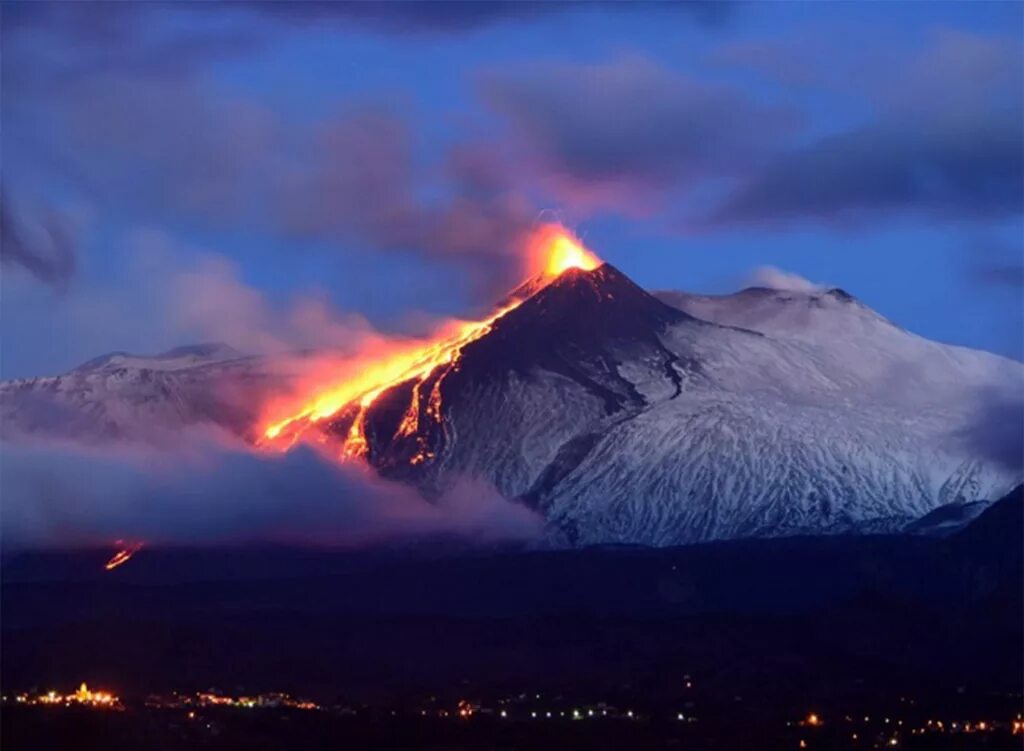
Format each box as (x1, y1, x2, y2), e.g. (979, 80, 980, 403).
(709, 119, 1024, 226)
(5, 0, 540, 300)
(966, 237, 1024, 292)
(480, 56, 798, 207)
(974, 264, 1024, 290)
(2, 2, 258, 81)
(1, 438, 542, 550)
(0, 192, 78, 290)
(277, 111, 537, 297)
(707, 30, 1024, 227)
(959, 236, 1024, 360)
(236, 0, 735, 34)
(53, 73, 277, 224)
(11, 43, 534, 299)
(956, 394, 1024, 475)
(5, 0, 735, 50)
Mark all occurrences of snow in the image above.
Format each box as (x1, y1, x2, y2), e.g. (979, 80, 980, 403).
(0, 345, 269, 441)
(430, 283, 1023, 544)
(73, 343, 245, 373)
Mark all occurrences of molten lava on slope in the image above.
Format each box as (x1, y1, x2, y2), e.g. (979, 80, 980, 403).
(258, 225, 600, 463)
(105, 541, 144, 571)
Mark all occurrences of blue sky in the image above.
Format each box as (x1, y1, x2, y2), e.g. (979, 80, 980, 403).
(2, 1, 1022, 378)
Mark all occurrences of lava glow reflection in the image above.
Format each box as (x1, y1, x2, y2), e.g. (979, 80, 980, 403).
(259, 224, 599, 459)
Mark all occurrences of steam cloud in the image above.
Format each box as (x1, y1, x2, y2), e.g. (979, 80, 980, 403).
(955, 392, 1024, 475)
(745, 266, 825, 293)
(1, 434, 543, 550)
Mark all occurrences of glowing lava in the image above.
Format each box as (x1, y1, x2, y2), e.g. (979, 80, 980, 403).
(527, 224, 601, 278)
(105, 541, 144, 571)
(259, 224, 600, 459)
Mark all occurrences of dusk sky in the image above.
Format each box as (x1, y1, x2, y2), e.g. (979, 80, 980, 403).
(3, 0, 1022, 379)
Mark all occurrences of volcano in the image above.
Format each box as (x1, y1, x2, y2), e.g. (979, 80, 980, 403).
(2, 242, 1021, 546)
(299, 260, 1021, 545)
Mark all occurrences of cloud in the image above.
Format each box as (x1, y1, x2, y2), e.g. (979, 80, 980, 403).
(0, 192, 78, 290)
(0, 436, 544, 549)
(0, 226, 397, 378)
(275, 111, 538, 297)
(2, 2, 261, 90)
(974, 264, 1024, 291)
(958, 235, 1024, 360)
(954, 393, 1024, 475)
(110, 229, 434, 359)
(708, 30, 1024, 227)
(709, 120, 1023, 226)
(480, 56, 798, 210)
(234, 0, 736, 34)
(745, 266, 824, 293)
(54, 72, 278, 224)
(8, 26, 538, 300)
(964, 236, 1024, 292)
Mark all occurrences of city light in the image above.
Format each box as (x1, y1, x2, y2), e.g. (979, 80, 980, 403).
(9, 683, 122, 709)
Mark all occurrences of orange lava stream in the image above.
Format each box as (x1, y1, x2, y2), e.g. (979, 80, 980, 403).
(258, 224, 599, 460)
(105, 541, 144, 571)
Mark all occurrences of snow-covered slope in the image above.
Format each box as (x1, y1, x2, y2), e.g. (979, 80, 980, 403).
(653, 286, 1020, 401)
(2, 271, 1021, 546)
(0, 344, 272, 441)
(73, 343, 245, 373)
(348, 267, 1023, 544)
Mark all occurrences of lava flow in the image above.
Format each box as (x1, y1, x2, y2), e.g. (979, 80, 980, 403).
(259, 224, 600, 460)
(105, 541, 144, 571)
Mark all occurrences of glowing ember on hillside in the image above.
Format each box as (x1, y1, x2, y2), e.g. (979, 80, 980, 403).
(259, 224, 599, 458)
(105, 541, 144, 571)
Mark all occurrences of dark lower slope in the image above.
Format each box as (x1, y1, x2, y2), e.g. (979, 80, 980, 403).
(3, 490, 1021, 706)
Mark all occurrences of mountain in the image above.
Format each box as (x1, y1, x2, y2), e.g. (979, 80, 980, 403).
(0, 344, 271, 441)
(337, 265, 1022, 544)
(903, 499, 989, 536)
(72, 343, 245, 373)
(2, 267, 1021, 545)
(948, 484, 1023, 571)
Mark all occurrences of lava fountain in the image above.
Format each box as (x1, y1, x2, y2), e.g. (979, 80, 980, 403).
(527, 223, 600, 277)
(258, 224, 600, 459)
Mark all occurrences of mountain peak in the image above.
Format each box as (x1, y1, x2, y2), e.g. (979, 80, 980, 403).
(500, 262, 691, 337)
(654, 284, 898, 342)
(825, 287, 856, 303)
(73, 342, 244, 373)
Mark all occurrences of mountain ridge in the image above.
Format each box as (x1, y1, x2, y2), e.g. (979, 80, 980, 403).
(2, 264, 1021, 546)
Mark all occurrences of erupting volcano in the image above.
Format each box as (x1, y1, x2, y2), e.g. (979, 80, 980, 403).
(259, 224, 601, 462)
(5, 222, 1020, 547)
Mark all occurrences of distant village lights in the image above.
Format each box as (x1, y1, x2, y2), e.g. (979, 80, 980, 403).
(6, 684, 1018, 739)
(10, 682, 122, 709)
